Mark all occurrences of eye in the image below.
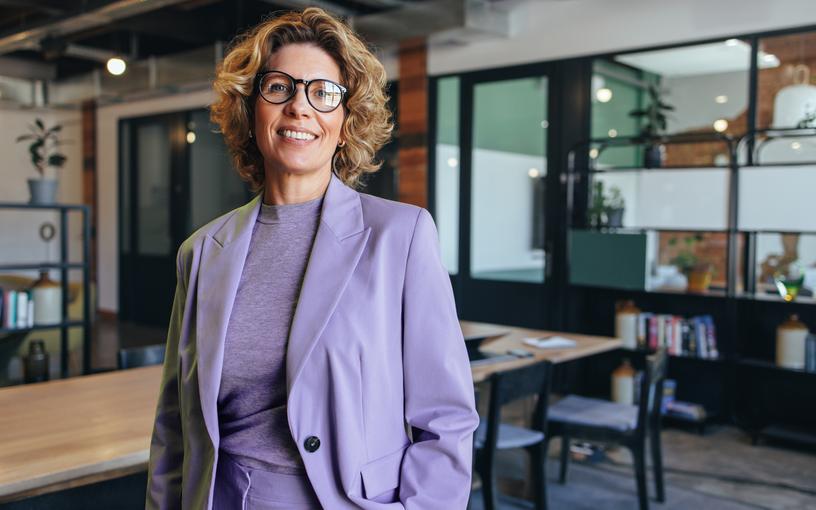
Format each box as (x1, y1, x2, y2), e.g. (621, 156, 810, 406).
(267, 83, 289, 93)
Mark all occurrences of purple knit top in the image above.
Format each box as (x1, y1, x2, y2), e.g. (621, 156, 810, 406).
(217, 192, 324, 474)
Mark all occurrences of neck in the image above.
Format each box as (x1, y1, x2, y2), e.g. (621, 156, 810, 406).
(263, 168, 331, 205)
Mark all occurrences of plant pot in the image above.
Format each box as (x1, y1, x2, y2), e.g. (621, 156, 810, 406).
(606, 208, 624, 228)
(644, 144, 664, 169)
(687, 267, 713, 293)
(27, 178, 58, 205)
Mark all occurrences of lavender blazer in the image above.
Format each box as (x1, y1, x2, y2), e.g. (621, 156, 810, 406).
(145, 172, 479, 509)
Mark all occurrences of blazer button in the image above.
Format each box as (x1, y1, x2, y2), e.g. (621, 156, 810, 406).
(304, 436, 321, 453)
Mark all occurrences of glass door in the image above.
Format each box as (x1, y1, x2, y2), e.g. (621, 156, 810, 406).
(456, 68, 554, 327)
(119, 110, 250, 327)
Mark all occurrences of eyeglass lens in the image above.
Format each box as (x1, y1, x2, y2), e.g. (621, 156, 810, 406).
(259, 72, 343, 112)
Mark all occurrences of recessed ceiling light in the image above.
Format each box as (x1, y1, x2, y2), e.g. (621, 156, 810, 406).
(447, 157, 458, 168)
(608, 129, 618, 138)
(715, 95, 728, 104)
(791, 141, 802, 151)
(589, 148, 600, 159)
(725, 39, 739, 46)
(596, 87, 613, 103)
(186, 131, 196, 144)
(713, 119, 729, 132)
(106, 57, 126, 75)
(528, 168, 540, 178)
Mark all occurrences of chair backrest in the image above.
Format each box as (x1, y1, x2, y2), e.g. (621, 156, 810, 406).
(118, 344, 166, 370)
(483, 360, 553, 453)
(636, 347, 668, 432)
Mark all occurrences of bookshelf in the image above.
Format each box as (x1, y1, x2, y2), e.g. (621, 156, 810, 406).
(0, 202, 92, 379)
(565, 130, 816, 445)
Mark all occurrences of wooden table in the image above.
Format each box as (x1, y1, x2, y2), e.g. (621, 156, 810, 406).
(0, 322, 620, 502)
(0, 365, 162, 502)
(461, 320, 622, 383)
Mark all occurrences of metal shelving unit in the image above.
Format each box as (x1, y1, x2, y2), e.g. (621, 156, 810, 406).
(0, 202, 92, 379)
(564, 129, 816, 443)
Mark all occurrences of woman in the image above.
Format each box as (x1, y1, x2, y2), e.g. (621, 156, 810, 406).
(145, 7, 478, 510)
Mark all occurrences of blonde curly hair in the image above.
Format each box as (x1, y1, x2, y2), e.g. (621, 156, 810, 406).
(210, 7, 393, 191)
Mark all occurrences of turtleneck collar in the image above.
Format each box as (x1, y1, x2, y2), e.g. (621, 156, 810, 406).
(257, 193, 324, 225)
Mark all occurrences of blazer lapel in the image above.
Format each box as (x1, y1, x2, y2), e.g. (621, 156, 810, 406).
(195, 172, 369, 448)
(286, 172, 371, 394)
(196, 193, 262, 448)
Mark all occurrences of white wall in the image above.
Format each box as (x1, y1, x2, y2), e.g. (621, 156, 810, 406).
(96, 88, 214, 313)
(0, 108, 84, 280)
(429, 0, 816, 75)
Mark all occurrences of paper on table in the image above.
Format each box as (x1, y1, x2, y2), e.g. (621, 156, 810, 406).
(522, 336, 577, 349)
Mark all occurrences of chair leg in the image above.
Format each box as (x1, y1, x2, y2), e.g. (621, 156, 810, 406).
(558, 435, 570, 484)
(529, 443, 548, 510)
(650, 425, 665, 502)
(632, 444, 649, 510)
(480, 459, 499, 510)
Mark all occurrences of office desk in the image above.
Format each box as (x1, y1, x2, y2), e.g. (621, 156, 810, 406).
(0, 365, 161, 502)
(0, 323, 620, 502)
(461, 320, 622, 383)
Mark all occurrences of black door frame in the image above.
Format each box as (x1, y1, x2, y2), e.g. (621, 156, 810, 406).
(428, 58, 592, 331)
(118, 110, 190, 324)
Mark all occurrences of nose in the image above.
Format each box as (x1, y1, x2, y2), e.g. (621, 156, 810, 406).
(283, 83, 311, 118)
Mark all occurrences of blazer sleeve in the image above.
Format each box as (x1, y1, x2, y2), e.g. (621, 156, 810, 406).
(399, 208, 479, 510)
(145, 246, 188, 510)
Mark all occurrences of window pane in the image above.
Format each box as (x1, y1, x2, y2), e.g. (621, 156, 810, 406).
(188, 110, 248, 232)
(470, 76, 547, 283)
(757, 31, 816, 131)
(136, 122, 171, 256)
(592, 40, 750, 167)
(435, 77, 460, 275)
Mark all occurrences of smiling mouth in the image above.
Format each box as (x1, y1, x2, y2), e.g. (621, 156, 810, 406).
(278, 129, 317, 141)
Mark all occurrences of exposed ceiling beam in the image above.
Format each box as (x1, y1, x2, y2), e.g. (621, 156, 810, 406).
(0, 0, 67, 16)
(0, 0, 190, 55)
(258, 0, 357, 18)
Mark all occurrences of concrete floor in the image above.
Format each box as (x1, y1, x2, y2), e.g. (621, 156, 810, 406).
(471, 426, 816, 509)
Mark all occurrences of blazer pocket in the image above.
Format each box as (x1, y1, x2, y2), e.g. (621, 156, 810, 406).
(360, 443, 410, 500)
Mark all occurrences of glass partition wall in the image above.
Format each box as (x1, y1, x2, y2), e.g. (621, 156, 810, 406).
(432, 65, 557, 326)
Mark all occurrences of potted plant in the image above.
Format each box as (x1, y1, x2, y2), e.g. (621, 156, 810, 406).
(16, 118, 67, 204)
(628, 83, 674, 168)
(605, 185, 625, 227)
(588, 181, 626, 228)
(668, 234, 714, 292)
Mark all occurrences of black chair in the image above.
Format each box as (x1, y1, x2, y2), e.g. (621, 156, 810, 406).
(117, 344, 166, 370)
(474, 360, 553, 510)
(546, 349, 668, 510)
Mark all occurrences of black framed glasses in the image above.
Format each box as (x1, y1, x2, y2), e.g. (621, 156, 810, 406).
(256, 70, 347, 113)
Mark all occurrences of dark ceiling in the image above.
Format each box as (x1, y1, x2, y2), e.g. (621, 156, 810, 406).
(0, 0, 408, 80)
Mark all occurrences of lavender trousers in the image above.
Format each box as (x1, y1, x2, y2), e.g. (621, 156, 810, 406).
(213, 451, 323, 509)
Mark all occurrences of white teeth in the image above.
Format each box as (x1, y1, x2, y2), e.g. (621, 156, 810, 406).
(281, 129, 316, 141)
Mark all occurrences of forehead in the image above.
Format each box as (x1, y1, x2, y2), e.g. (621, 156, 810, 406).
(265, 43, 342, 82)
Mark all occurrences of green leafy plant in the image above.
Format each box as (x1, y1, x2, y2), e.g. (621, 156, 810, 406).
(629, 84, 675, 138)
(668, 234, 709, 274)
(16, 118, 67, 178)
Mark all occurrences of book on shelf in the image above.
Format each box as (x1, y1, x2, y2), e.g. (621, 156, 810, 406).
(1, 287, 35, 330)
(635, 312, 719, 359)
